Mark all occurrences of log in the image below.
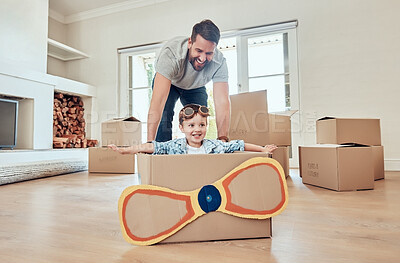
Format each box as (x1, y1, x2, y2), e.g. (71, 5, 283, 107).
(87, 139, 98, 147)
(53, 92, 90, 148)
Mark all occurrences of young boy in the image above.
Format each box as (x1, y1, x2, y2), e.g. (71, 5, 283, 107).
(109, 104, 277, 155)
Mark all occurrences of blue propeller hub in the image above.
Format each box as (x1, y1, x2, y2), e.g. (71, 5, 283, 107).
(198, 185, 222, 213)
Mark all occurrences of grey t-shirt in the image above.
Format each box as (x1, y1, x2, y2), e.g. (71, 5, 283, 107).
(155, 36, 228, 90)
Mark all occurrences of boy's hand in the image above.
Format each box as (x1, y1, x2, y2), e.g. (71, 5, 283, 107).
(108, 144, 133, 155)
(263, 144, 278, 154)
(108, 144, 122, 153)
(108, 144, 117, 150)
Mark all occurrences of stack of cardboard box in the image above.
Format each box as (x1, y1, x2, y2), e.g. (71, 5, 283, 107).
(299, 117, 384, 191)
(229, 90, 293, 177)
(88, 117, 141, 173)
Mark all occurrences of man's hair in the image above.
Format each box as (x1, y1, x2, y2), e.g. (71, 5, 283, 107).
(190, 19, 220, 45)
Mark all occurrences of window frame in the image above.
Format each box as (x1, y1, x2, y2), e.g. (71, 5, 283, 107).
(221, 21, 299, 112)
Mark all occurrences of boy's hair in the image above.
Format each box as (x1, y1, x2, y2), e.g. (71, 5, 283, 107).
(179, 104, 210, 125)
(191, 19, 220, 45)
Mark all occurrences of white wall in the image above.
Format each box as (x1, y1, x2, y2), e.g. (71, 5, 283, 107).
(0, 0, 48, 73)
(0, 0, 96, 151)
(47, 17, 67, 78)
(48, 17, 67, 43)
(0, 0, 53, 150)
(62, 0, 400, 169)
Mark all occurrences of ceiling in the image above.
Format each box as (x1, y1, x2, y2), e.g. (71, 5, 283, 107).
(49, 0, 130, 17)
(49, 0, 167, 23)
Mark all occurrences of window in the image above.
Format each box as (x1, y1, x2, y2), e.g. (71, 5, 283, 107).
(247, 34, 288, 112)
(118, 21, 298, 142)
(217, 21, 299, 112)
(118, 45, 161, 142)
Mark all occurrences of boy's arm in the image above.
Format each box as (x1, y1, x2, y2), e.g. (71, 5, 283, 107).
(244, 143, 277, 154)
(108, 143, 154, 155)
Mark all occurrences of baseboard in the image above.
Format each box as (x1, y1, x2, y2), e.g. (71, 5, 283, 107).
(384, 159, 400, 171)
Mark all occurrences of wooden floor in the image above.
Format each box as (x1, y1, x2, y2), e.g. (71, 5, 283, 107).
(1, 170, 399, 263)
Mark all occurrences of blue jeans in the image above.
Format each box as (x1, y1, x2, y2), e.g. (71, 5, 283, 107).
(155, 80, 208, 142)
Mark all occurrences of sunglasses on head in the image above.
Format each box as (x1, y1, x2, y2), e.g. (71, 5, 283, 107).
(181, 104, 210, 118)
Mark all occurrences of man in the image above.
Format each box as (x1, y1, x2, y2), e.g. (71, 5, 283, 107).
(147, 19, 230, 142)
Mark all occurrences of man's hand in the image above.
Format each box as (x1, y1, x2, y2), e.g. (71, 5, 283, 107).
(217, 136, 229, 142)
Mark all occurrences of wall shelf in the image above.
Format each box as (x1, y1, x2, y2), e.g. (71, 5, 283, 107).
(47, 38, 89, 61)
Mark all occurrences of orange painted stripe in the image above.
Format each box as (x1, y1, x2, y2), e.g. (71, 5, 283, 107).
(122, 189, 195, 242)
(222, 163, 286, 215)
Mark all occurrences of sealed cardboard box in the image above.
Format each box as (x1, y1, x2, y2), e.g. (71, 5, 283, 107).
(273, 146, 290, 178)
(137, 152, 277, 243)
(229, 90, 291, 146)
(89, 147, 135, 173)
(316, 117, 381, 146)
(267, 113, 292, 146)
(372, 146, 385, 180)
(299, 144, 374, 191)
(102, 117, 142, 146)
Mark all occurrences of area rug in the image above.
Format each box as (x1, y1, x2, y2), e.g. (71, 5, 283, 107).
(0, 159, 87, 185)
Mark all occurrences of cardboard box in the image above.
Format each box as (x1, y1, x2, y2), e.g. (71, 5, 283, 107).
(372, 146, 385, 180)
(266, 113, 292, 146)
(102, 117, 142, 146)
(316, 117, 381, 146)
(229, 90, 291, 146)
(273, 146, 290, 178)
(299, 144, 374, 191)
(89, 147, 135, 173)
(137, 152, 276, 243)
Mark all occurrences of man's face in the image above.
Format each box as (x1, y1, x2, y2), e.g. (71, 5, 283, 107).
(188, 34, 217, 71)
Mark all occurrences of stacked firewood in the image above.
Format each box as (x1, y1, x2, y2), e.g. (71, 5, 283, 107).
(53, 92, 98, 148)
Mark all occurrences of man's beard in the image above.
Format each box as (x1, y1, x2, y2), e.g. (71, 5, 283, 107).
(189, 55, 209, 71)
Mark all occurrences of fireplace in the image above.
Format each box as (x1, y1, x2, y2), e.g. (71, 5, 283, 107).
(52, 92, 97, 148)
(1, 65, 97, 151)
(0, 63, 97, 183)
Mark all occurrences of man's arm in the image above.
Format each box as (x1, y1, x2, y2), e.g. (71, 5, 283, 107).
(147, 73, 171, 141)
(213, 82, 230, 141)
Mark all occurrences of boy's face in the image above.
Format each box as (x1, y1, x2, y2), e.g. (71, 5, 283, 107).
(179, 113, 208, 147)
